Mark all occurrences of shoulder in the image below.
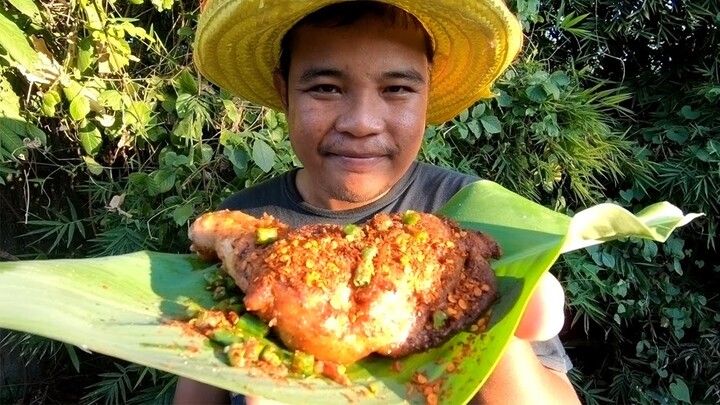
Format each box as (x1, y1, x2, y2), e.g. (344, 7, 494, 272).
(413, 162, 478, 186)
(395, 162, 479, 212)
(378, 162, 479, 213)
(217, 171, 296, 215)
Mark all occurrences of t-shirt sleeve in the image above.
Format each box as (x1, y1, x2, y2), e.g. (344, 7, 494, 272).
(530, 336, 573, 373)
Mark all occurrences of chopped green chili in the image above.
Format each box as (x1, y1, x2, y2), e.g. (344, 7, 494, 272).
(343, 223, 363, 240)
(401, 210, 420, 226)
(260, 345, 284, 367)
(255, 227, 278, 245)
(353, 246, 378, 287)
(234, 313, 270, 338)
(291, 350, 316, 376)
(209, 328, 243, 346)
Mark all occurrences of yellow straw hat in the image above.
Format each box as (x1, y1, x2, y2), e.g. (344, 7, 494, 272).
(194, 0, 523, 124)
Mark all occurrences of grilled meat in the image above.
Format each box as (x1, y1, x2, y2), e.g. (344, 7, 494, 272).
(189, 210, 501, 365)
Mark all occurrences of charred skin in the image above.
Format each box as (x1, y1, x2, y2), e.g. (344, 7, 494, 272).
(189, 210, 501, 365)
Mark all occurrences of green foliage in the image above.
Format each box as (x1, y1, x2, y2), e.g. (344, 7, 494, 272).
(636, 81, 720, 248)
(1, 331, 73, 367)
(0, 0, 294, 402)
(558, 219, 720, 404)
(81, 363, 177, 405)
(504, 1, 720, 403)
(22, 198, 87, 253)
(1, 330, 176, 404)
(0, 73, 46, 162)
(0, 0, 298, 259)
(424, 60, 649, 209)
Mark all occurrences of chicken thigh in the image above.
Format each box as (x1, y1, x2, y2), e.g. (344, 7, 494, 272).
(189, 210, 501, 365)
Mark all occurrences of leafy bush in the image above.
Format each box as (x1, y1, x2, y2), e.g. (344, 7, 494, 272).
(426, 59, 649, 209)
(1, 0, 299, 259)
(1, 0, 295, 402)
(508, 0, 720, 403)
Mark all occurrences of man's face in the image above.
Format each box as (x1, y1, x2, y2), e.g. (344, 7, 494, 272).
(274, 17, 430, 210)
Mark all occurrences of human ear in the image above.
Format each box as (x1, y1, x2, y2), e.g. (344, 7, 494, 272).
(272, 71, 289, 112)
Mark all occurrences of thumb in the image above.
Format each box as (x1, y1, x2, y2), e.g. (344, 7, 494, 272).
(514, 271, 566, 341)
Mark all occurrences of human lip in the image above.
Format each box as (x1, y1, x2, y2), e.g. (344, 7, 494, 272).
(326, 153, 385, 171)
(328, 150, 383, 159)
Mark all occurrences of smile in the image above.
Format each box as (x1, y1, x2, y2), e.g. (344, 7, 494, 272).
(327, 154, 386, 172)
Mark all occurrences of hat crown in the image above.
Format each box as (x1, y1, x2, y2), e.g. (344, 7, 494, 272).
(195, 0, 523, 124)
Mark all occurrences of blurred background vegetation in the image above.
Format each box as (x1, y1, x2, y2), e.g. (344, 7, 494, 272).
(0, 0, 717, 403)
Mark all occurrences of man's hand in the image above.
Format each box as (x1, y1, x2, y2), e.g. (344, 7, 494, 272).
(473, 272, 580, 405)
(515, 272, 567, 341)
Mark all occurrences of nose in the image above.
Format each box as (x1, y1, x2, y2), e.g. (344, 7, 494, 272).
(334, 91, 385, 137)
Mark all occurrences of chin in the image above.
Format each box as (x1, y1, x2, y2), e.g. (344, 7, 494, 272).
(334, 185, 388, 205)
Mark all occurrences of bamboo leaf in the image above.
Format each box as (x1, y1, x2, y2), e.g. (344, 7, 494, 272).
(561, 201, 703, 252)
(64, 343, 81, 372)
(0, 181, 700, 405)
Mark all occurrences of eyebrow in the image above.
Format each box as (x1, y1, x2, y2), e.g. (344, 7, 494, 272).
(298, 67, 344, 83)
(381, 69, 426, 84)
(297, 67, 427, 84)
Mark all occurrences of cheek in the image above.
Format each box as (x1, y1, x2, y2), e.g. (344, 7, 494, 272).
(289, 98, 327, 130)
(393, 102, 427, 149)
(287, 104, 326, 155)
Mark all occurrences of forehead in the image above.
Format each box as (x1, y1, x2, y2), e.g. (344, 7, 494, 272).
(288, 18, 430, 70)
(278, 3, 434, 74)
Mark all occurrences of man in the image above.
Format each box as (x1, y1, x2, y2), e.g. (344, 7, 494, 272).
(176, 0, 580, 403)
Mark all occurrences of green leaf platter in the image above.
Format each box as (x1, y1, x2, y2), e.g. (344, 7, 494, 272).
(0, 181, 702, 404)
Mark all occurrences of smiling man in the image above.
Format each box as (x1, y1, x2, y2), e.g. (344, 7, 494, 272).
(278, 16, 429, 210)
(175, 1, 580, 404)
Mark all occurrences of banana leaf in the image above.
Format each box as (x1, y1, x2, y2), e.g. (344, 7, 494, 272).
(0, 181, 702, 404)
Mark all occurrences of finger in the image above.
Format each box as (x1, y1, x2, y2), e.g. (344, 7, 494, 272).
(514, 271, 566, 341)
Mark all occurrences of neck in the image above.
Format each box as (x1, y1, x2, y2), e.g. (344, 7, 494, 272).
(294, 168, 392, 211)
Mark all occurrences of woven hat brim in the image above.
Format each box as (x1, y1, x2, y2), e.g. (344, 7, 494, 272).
(194, 0, 523, 124)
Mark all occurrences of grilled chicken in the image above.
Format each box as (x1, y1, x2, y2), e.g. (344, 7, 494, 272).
(189, 210, 501, 365)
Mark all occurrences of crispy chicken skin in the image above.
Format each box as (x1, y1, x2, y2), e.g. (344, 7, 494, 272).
(189, 210, 501, 365)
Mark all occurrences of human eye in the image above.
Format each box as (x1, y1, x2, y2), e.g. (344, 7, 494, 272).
(385, 85, 413, 94)
(309, 84, 340, 94)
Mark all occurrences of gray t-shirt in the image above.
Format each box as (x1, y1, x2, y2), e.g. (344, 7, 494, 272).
(219, 161, 572, 373)
(219, 161, 476, 227)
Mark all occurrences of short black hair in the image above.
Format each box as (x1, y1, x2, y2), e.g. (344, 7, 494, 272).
(277, 1, 434, 78)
